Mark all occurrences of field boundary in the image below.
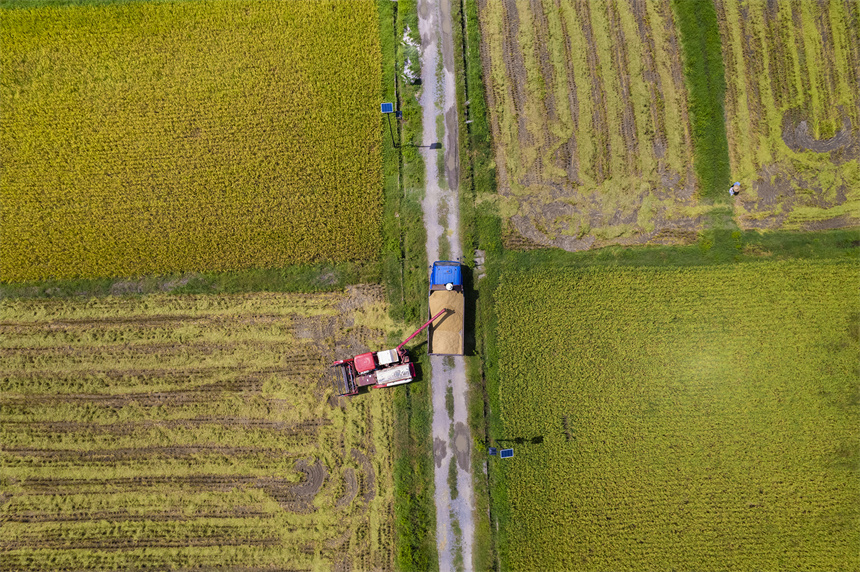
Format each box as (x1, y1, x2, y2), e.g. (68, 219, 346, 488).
(382, 0, 439, 570)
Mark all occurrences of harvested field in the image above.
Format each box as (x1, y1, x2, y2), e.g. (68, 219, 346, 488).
(478, 0, 703, 250)
(716, 0, 860, 230)
(493, 261, 860, 570)
(0, 286, 395, 571)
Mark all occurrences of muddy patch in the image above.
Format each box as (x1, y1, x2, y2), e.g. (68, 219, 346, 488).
(803, 215, 853, 231)
(451, 422, 471, 471)
(277, 458, 328, 513)
(434, 436, 448, 468)
(335, 467, 358, 510)
(782, 109, 856, 154)
(351, 449, 376, 505)
(738, 161, 858, 230)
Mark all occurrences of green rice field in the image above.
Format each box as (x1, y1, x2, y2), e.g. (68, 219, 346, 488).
(493, 260, 859, 570)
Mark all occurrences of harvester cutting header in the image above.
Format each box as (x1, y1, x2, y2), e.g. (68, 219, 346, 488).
(330, 308, 448, 396)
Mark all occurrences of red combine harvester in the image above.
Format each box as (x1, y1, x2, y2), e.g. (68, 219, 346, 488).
(331, 308, 448, 396)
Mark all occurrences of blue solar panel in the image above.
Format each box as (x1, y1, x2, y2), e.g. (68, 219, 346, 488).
(488, 447, 497, 456)
(500, 448, 514, 459)
(380, 102, 394, 114)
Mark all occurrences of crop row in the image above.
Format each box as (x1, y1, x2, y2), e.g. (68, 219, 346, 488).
(494, 261, 859, 570)
(0, 288, 396, 570)
(0, 0, 382, 282)
(478, 0, 700, 246)
(716, 0, 860, 229)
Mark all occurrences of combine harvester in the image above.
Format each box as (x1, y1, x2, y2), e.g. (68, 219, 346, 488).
(428, 260, 464, 355)
(331, 308, 447, 396)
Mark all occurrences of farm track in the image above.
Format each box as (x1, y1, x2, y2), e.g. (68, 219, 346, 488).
(0, 290, 395, 570)
(417, 0, 475, 568)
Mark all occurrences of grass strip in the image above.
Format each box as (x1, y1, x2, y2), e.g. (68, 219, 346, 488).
(382, 0, 437, 569)
(671, 0, 731, 200)
(453, 0, 501, 567)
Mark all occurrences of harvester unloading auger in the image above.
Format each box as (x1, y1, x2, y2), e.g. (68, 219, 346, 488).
(330, 308, 448, 396)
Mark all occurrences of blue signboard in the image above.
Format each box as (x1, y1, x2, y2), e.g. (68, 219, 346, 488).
(500, 448, 514, 459)
(380, 102, 394, 114)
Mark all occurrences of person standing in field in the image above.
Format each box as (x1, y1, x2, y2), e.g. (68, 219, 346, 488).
(729, 181, 741, 196)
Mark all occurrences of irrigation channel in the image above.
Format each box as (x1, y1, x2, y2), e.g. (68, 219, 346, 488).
(417, 0, 475, 569)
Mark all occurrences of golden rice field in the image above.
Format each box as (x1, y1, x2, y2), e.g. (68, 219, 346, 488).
(0, 286, 396, 571)
(0, 0, 381, 282)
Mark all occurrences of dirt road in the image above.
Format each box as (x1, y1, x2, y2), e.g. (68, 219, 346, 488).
(417, 0, 475, 569)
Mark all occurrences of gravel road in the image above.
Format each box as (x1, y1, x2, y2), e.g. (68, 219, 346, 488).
(417, 0, 475, 569)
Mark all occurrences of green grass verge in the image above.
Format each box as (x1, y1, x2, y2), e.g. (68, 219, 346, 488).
(672, 0, 731, 200)
(381, 0, 437, 570)
(453, 0, 500, 568)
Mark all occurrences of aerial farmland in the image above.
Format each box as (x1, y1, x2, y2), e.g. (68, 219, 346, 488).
(1, 0, 857, 571)
(0, 0, 381, 282)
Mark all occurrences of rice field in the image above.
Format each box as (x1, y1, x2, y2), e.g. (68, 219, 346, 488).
(0, 0, 382, 282)
(0, 286, 396, 570)
(493, 260, 859, 570)
(478, 0, 704, 251)
(715, 0, 860, 231)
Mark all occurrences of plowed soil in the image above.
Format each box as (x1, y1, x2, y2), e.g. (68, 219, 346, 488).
(0, 289, 395, 571)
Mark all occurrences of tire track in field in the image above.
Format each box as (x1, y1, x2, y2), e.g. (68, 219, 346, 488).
(4, 418, 329, 436)
(554, 0, 582, 183)
(2, 508, 272, 524)
(605, 0, 640, 173)
(660, 0, 695, 186)
(0, 535, 282, 552)
(738, 2, 765, 149)
(17, 459, 327, 510)
(789, 1, 813, 117)
(528, 0, 555, 181)
(502, 0, 532, 181)
(0, 379, 265, 407)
